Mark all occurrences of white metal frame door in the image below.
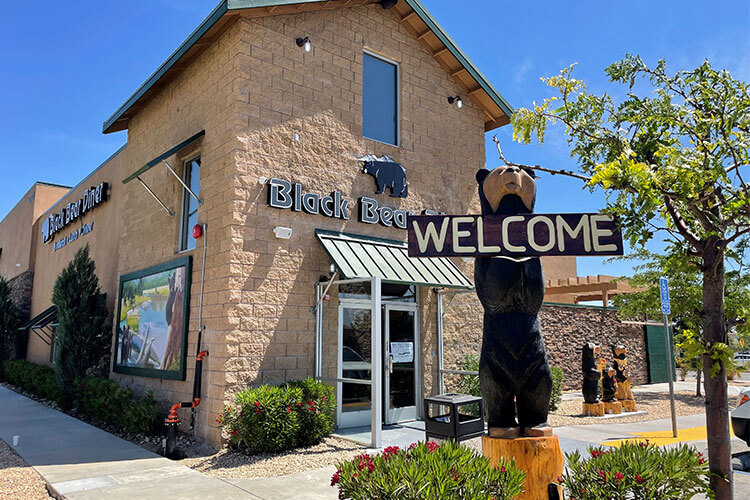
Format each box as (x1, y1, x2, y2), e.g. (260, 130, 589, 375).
(384, 303, 419, 424)
(337, 300, 374, 429)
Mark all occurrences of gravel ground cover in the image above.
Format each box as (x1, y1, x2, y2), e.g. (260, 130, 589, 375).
(0, 439, 53, 500)
(549, 390, 705, 427)
(183, 436, 365, 478)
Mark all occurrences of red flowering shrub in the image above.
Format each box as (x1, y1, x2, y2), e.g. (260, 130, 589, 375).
(332, 440, 525, 500)
(559, 442, 712, 499)
(219, 378, 334, 454)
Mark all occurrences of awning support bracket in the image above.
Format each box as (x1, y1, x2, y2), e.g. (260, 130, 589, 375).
(136, 176, 175, 217)
(310, 272, 339, 314)
(162, 160, 203, 206)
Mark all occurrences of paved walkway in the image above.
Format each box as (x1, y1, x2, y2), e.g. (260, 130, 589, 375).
(0, 386, 260, 499)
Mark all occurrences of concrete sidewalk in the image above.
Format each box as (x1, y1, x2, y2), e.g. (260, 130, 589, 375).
(0, 385, 260, 499)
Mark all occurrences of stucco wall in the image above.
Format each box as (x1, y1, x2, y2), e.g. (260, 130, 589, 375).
(25, 149, 126, 365)
(0, 183, 69, 280)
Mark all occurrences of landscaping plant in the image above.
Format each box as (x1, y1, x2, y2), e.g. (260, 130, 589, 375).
(2, 359, 62, 403)
(52, 245, 111, 408)
(331, 440, 525, 500)
(559, 442, 713, 499)
(0, 275, 21, 368)
(219, 377, 335, 454)
(74, 376, 160, 434)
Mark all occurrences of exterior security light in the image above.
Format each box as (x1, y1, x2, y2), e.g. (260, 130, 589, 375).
(258, 176, 268, 185)
(448, 95, 463, 108)
(274, 226, 293, 239)
(296, 36, 312, 52)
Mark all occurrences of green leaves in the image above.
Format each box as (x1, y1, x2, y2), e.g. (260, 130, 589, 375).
(332, 441, 526, 500)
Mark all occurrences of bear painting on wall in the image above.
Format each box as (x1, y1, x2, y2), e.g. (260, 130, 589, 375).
(474, 165, 553, 438)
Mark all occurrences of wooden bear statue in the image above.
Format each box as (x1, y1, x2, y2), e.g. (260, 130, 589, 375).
(581, 342, 601, 404)
(474, 166, 552, 438)
(602, 366, 617, 402)
(612, 345, 637, 411)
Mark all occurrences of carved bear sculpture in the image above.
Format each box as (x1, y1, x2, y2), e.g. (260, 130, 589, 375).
(602, 366, 617, 403)
(359, 154, 408, 198)
(581, 342, 602, 404)
(474, 165, 552, 437)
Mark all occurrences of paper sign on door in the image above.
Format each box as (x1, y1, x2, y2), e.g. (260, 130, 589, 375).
(390, 342, 414, 363)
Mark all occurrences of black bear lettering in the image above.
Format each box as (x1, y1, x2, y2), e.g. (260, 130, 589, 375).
(359, 155, 408, 198)
(474, 165, 552, 437)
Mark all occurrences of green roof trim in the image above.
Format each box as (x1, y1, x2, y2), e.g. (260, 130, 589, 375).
(122, 130, 205, 184)
(102, 1, 229, 133)
(402, 0, 514, 119)
(103, 0, 514, 133)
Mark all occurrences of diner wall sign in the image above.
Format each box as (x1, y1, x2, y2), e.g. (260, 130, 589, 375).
(407, 213, 623, 258)
(42, 182, 109, 243)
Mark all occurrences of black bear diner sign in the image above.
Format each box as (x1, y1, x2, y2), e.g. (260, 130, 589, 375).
(42, 182, 109, 244)
(407, 213, 624, 257)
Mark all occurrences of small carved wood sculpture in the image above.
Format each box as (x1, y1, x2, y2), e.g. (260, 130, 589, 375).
(474, 166, 552, 438)
(602, 366, 617, 402)
(582, 343, 601, 404)
(612, 345, 637, 411)
(581, 342, 605, 416)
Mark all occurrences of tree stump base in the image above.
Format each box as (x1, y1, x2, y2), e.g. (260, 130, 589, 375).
(482, 435, 564, 500)
(621, 399, 637, 412)
(615, 379, 634, 400)
(583, 401, 605, 416)
(603, 401, 622, 414)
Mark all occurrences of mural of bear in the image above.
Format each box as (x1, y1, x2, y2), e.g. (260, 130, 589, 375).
(359, 154, 408, 198)
(474, 165, 552, 437)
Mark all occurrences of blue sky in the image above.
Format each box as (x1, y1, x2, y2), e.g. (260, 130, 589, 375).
(1, 0, 748, 277)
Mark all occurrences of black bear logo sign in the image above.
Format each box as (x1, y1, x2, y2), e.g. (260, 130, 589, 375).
(358, 154, 408, 198)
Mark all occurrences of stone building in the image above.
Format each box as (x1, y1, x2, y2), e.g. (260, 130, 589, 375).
(0, 0, 653, 448)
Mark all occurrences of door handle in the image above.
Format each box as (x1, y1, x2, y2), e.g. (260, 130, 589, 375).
(389, 354, 394, 374)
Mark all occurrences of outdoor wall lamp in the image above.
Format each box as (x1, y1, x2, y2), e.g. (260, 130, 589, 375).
(448, 95, 463, 109)
(274, 226, 293, 239)
(296, 36, 312, 52)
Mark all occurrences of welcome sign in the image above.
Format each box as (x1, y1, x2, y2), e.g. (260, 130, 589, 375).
(407, 213, 623, 257)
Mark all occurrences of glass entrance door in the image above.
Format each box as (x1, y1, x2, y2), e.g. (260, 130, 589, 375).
(384, 305, 418, 424)
(339, 304, 373, 428)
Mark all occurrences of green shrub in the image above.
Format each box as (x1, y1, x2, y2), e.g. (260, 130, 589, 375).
(2, 360, 62, 403)
(289, 377, 335, 446)
(457, 355, 564, 414)
(220, 377, 336, 454)
(559, 442, 712, 499)
(0, 276, 21, 367)
(332, 440, 525, 500)
(52, 245, 111, 408)
(74, 376, 160, 434)
(549, 365, 564, 412)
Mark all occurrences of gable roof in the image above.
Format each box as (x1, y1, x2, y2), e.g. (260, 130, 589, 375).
(102, 0, 513, 134)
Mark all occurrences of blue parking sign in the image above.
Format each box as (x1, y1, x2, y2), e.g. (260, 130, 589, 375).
(660, 277, 671, 315)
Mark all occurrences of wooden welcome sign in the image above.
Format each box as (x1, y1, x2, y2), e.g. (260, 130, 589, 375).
(407, 213, 624, 258)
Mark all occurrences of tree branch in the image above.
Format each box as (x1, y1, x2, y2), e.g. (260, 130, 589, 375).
(492, 136, 593, 182)
(663, 196, 702, 249)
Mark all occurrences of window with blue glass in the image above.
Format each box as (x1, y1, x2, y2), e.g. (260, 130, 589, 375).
(362, 52, 399, 146)
(180, 156, 201, 251)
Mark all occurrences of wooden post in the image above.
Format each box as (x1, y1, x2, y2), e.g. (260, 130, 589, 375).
(482, 435, 564, 500)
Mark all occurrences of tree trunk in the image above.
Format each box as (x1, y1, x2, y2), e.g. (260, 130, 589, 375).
(696, 367, 702, 397)
(702, 238, 732, 499)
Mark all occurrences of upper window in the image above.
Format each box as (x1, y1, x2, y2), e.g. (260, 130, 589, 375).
(180, 156, 201, 251)
(362, 52, 399, 146)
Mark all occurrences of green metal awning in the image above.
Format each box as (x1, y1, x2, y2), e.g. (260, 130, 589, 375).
(316, 229, 473, 289)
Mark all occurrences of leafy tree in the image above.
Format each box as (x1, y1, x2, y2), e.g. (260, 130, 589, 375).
(0, 275, 21, 367)
(52, 245, 111, 408)
(510, 55, 749, 498)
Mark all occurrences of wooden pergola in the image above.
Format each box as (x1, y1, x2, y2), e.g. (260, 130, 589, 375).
(545, 275, 640, 306)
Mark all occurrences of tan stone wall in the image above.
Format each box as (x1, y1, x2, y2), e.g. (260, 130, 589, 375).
(228, 3, 486, 419)
(0, 183, 69, 280)
(113, 19, 245, 447)
(25, 149, 127, 365)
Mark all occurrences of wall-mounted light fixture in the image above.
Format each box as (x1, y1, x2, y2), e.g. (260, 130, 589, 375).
(380, 0, 399, 9)
(296, 36, 312, 52)
(258, 176, 268, 185)
(448, 95, 463, 109)
(273, 226, 293, 239)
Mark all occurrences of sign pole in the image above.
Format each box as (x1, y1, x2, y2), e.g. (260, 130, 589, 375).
(660, 277, 678, 438)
